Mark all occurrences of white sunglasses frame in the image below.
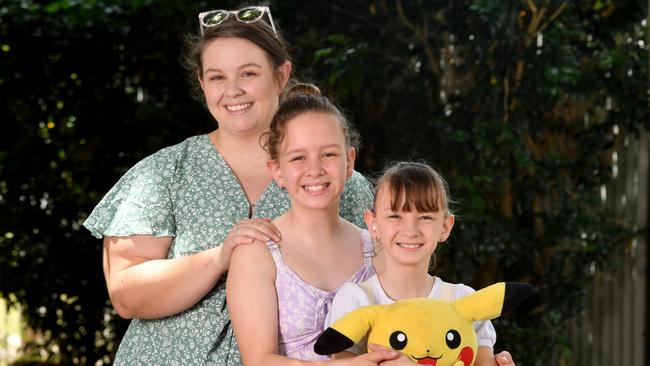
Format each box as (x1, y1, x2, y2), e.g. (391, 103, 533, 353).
(198, 6, 277, 36)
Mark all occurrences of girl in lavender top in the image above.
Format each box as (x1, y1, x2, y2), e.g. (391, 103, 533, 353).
(226, 84, 399, 365)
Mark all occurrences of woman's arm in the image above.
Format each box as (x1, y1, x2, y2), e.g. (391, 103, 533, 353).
(104, 218, 280, 319)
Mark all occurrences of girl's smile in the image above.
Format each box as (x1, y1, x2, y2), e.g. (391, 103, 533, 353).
(269, 111, 355, 211)
(367, 185, 454, 266)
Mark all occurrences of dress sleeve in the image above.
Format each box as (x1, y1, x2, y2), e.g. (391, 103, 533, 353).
(325, 282, 371, 355)
(83, 154, 176, 239)
(454, 284, 497, 348)
(339, 171, 374, 228)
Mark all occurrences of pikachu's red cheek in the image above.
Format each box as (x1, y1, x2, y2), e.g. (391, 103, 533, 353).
(458, 346, 473, 366)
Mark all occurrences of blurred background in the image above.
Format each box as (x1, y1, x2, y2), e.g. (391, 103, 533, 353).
(0, 0, 648, 365)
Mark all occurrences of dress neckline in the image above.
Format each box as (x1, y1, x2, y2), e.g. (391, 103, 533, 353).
(202, 134, 279, 214)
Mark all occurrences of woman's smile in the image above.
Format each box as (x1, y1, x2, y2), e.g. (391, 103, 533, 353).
(224, 102, 253, 112)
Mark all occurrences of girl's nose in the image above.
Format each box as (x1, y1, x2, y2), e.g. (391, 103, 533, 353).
(403, 218, 420, 236)
(306, 158, 324, 176)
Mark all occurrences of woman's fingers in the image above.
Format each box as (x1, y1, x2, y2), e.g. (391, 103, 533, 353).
(231, 218, 281, 243)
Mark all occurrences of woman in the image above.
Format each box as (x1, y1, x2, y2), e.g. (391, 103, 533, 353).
(84, 7, 373, 365)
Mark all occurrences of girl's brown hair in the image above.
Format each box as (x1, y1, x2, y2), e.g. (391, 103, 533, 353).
(374, 161, 452, 216)
(183, 17, 292, 101)
(263, 83, 360, 160)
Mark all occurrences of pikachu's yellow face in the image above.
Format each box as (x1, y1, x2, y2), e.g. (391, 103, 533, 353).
(365, 299, 477, 365)
(314, 282, 532, 366)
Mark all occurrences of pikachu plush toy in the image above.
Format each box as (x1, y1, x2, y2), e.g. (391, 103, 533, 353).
(314, 282, 532, 366)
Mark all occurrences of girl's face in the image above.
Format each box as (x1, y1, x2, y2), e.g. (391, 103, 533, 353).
(199, 37, 291, 136)
(365, 185, 454, 266)
(268, 111, 355, 210)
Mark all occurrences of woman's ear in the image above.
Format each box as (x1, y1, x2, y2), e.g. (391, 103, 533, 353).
(345, 147, 356, 179)
(277, 61, 292, 91)
(267, 159, 285, 188)
(197, 71, 205, 92)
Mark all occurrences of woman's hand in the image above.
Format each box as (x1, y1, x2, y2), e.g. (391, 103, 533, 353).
(219, 217, 281, 269)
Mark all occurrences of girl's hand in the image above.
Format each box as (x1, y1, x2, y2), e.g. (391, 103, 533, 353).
(219, 218, 281, 268)
(348, 348, 400, 365)
(495, 350, 515, 366)
(367, 344, 413, 365)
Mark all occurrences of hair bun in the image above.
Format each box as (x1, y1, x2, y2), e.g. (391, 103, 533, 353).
(285, 82, 321, 99)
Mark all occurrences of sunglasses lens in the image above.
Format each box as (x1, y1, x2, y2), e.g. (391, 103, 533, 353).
(237, 7, 264, 22)
(203, 11, 227, 26)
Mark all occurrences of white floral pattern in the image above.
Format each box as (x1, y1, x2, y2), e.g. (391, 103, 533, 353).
(84, 134, 374, 365)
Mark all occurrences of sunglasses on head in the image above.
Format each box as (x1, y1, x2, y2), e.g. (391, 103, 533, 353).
(198, 6, 277, 36)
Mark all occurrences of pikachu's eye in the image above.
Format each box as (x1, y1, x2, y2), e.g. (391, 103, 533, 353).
(445, 329, 461, 349)
(389, 331, 408, 350)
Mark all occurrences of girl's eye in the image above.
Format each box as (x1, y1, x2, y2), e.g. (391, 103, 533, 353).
(419, 215, 433, 221)
(242, 71, 257, 78)
(290, 156, 305, 162)
(388, 214, 400, 219)
(209, 75, 224, 81)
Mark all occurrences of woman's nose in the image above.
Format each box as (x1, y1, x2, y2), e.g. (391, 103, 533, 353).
(224, 79, 244, 98)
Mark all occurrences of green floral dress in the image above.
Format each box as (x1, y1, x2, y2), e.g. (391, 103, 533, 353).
(83, 134, 374, 365)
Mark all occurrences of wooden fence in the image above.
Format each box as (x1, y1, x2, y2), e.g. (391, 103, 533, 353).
(569, 130, 648, 365)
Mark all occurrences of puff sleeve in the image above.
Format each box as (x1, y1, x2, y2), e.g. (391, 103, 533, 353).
(83, 153, 176, 239)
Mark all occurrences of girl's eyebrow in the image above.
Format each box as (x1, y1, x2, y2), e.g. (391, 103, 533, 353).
(285, 144, 342, 156)
(203, 63, 263, 74)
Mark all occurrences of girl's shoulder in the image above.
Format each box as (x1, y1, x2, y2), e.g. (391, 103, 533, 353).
(334, 279, 375, 308)
(230, 241, 277, 276)
(434, 277, 477, 301)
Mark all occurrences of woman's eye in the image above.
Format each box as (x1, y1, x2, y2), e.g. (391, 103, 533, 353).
(209, 75, 224, 81)
(242, 71, 257, 78)
(323, 152, 338, 158)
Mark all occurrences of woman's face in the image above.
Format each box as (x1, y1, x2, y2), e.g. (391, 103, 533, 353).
(199, 37, 290, 136)
(268, 112, 355, 211)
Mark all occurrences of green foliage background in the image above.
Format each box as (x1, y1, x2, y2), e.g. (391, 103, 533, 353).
(0, 0, 648, 364)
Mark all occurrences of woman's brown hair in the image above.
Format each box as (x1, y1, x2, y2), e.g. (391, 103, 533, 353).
(183, 17, 292, 101)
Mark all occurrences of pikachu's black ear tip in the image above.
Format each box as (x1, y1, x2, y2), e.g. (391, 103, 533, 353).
(502, 282, 533, 313)
(314, 328, 355, 355)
